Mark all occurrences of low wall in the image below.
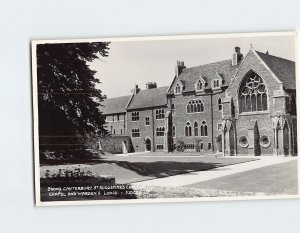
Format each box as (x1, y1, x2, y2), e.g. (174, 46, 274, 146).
(85, 135, 133, 154)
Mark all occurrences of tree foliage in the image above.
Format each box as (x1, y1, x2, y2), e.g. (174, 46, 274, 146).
(36, 42, 110, 136)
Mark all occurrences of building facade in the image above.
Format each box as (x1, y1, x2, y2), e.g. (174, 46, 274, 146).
(100, 47, 297, 156)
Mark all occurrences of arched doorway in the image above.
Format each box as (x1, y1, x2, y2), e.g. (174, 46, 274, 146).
(283, 122, 289, 156)
(122, 140, 128, 154)
(145, 138, 151, 151)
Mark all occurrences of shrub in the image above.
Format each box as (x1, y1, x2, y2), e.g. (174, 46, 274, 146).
(176, 140, 185, 152)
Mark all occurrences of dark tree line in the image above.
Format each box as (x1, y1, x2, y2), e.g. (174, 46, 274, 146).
(36, 42, 110, 136)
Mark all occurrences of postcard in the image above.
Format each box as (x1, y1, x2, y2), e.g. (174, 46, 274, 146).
(32, 31, 299, 206)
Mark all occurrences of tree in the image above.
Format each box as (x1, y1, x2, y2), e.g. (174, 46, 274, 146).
(36, 42, 110, 136)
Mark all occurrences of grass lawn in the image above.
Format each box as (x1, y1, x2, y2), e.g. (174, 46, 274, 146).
(40, 153, 256, 184)
(185, 160, 298, 195)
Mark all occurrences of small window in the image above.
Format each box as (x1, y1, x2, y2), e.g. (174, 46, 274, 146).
(213, 79, 220, 88)
(145, 116, 150, 126)
(200, 142, 204, 150)
(196, 80, 204, 91)
(217, 123, 222, 131)
(156, 127, 165, 137)
(156, 109, 165, 119)
(184, 144, 195, 150)
(208, 143, 212, 150)
(117, 114, 120, 121)
(218, 98, 222, 111)
(113, 129, 116, 134)
(120, 129, 123, 134)
(172, 125, 176, 137)
(175, 84, 181, 94)
(132, 112, 139, 121)
(112, 114, 115, 122)
(132, 128, 140, 137)
(156, 144, 164, 150)
(171, 104, 175, 116)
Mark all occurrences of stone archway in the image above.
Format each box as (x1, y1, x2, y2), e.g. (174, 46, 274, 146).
(145, 138, 151, 152)
(122, 140, 128, 154)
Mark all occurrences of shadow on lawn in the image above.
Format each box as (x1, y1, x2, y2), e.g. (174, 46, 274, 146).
(90, 159, 226, 180)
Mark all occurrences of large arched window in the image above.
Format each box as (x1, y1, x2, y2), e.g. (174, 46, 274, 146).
(185, 122, 192, 137)
(187, 99, 204, 113)
(239, 72, 268, 113)
(200, 121, 208, 136)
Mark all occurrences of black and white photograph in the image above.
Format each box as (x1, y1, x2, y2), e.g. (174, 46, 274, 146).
(32, 31, 299, 206)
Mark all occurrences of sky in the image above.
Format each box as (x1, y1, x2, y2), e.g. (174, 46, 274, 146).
(89, 33, 296, 98)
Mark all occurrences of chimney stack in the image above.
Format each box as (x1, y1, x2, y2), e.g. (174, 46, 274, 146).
(232, 47, 243, 66)
(131, 84, 140, 95)
(146, 82, 157, 90)
(175, 60, 186, 77)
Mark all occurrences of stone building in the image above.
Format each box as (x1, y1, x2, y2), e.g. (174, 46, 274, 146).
(100, 47, 297, 156)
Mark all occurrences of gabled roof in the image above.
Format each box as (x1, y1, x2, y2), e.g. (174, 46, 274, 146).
(99, 95, 132, 115)
(255, 51, 296, 90)
(169, 59, 237, 93)
(127, 86, 169, 110)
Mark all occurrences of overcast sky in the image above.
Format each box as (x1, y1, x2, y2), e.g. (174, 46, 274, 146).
(89, 33, 296, 98)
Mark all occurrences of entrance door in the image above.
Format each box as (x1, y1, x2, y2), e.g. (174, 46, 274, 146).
(145, 138, 151, 151)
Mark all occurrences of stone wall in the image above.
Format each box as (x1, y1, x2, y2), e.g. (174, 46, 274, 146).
(85, 135, 133, 154)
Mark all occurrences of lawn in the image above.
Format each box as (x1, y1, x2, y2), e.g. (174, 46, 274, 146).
(40, 153, 257, 184)
(185, 160, 298, 195)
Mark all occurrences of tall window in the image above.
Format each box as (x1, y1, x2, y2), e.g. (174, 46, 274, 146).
(172, 125, 176, 137)
(171, 104, 175, 116)
(187, 99, 204, 113)
(156, 127, 165, 137)
(132, 112, 139, 121)
(132, 128, 140, 137)
(156, 109, 165, 119)
(175, 84, 181, 94)
(196, 80, 203, 90)
(239, 72, 268, 113)
(145, 116, 150, 126)
(113, 129, 116, 134)
(218, 97, 222, 111)
(200, 121, 208, 136)
(185, 122, 192, 137)
(194, 122, 199, 136)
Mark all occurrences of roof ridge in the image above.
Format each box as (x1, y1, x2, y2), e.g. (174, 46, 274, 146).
(184, 59, 232, 71)
(255, 50, 295, 63)
(104, 94, 132, 100)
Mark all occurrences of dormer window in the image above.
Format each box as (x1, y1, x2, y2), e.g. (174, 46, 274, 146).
(175, 83, 181, 94)
(195, 80, 204, 91)
(213, 79, 221, 88)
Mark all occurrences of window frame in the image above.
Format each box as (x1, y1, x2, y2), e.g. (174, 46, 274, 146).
(132, 128, 140, 138)
(145, 116, 150, 126)
(238, 71, 268, 114)
(131, 111, 140, 121)
(155, 109, 165, 120)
